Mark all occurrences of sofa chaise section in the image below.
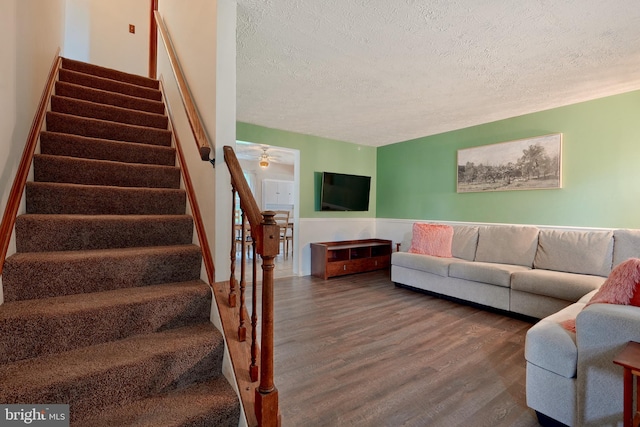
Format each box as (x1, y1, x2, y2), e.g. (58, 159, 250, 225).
(511, 229, 613, 319)
(525, 290, 595, 426)
(526, 229, 640, 426)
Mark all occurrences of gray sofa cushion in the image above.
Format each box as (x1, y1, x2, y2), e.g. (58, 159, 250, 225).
(451, 225, 479, 261)
(534, 229, 613, 277)
(512, 269, 605, 302)
(525, 301, 584, 378)
(475, 225, 539, 267)
(449, 261, 530, 288)
(613, 229, 640, 267)
(391, 252, 468, 277)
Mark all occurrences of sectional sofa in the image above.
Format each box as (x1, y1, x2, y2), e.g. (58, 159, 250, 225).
(390, 223, 640, 426)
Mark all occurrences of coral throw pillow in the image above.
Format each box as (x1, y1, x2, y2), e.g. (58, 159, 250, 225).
(561, 258, 640, 332)
(408, 223, 453, 258)
(588, 258, 640, 306)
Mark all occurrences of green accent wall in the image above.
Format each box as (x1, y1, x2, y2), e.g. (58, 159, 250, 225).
(236, 122, 377, 218)
(377, 90, 640, 228)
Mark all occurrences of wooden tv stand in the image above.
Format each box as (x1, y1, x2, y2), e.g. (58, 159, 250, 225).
(310, 239, 392, 279)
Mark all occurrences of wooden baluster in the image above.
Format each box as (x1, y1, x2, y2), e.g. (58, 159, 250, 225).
(250, 241, 259, 382)
(228, 188, 237, 308)
(238, 211, 247, 342)
(255, 211, 281, 427)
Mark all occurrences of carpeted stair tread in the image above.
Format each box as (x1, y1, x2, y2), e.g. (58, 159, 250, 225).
(26, 182, 186, 215)
(34, 154, 181, 189)
(76, 376, 240, 427)
(51, 95, 168, 129)
(2, 245, 202, 302)
(55, 81, 165, 115)
(46, 112, 172, 147)
(40, 131, 176, 166)
(59, 68, 162, 101)
(61, 57, 159, 89)
(0, 281, 211, 364)
(0, 323, 224, 422)
(16, 214, 194, 252)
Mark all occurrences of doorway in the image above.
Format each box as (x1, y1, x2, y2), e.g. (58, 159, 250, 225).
(234, 141, 300, 279)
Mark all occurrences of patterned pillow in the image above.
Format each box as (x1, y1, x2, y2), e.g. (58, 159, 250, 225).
(408, 223, 453, 258)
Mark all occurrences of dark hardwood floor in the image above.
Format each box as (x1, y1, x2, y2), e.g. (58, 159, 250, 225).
(270, 270, 540, 427)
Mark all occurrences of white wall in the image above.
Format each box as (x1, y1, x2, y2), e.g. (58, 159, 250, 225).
(0, 0, 66, 304)
(298, 218, 377, 276)
(157, 0, 236, 284)
(64, 0, 149, 76)
(155, 2, 238, 420)
(376, 218, 423, 253)
(213, 0, 237, 283)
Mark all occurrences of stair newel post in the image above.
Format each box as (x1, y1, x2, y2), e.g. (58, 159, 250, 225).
(238, 210, 248, 342)
(228, 188, 237, 308)
(250, 242, 259, 382)
(255, 211, 281, 427)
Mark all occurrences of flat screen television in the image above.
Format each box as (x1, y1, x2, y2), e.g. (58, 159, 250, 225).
(321, 172, 371, 211)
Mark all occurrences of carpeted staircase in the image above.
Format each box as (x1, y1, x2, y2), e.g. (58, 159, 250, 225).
(0, 58, 240, 426)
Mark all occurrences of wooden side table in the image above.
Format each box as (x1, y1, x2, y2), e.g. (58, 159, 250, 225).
(613, 341, 640, 427)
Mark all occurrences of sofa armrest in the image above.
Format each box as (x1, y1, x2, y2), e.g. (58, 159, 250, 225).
(575, 303, 640, 426)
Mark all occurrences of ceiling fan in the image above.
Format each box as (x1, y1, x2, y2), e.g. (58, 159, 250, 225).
(253, 146, 288, 169)
(235, 142, 291, 167)
(258, 147, 270, 169)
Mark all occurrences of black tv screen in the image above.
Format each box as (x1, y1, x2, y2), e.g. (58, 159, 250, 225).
(321, 172, 371, 211)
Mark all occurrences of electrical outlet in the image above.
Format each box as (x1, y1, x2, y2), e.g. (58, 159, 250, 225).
(129, 24, 135, 34)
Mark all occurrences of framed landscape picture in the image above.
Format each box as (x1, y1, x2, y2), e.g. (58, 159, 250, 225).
(457, 133, 562, 193)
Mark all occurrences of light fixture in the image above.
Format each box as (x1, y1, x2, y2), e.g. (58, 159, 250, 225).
(258, 148, 269, 169)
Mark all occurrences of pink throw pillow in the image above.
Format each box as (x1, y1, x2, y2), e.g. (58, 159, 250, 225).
(561, 258, 640, 332)
(408, 223, 453, 258)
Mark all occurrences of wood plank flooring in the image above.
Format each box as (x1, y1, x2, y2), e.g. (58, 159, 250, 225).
(270, 270, 540, 427)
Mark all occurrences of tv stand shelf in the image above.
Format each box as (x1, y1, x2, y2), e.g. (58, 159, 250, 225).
(311, 239, 392, 279)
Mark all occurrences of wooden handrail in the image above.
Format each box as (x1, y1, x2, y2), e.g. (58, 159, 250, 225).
(223, 146, 264, 251)
(154, 10, 212, 161)
(0, 50, 61, 276)
(159, 78, 215, 285)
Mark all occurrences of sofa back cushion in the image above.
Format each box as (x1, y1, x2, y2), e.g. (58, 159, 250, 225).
(451, 225, 479, 261)
(475, 225, 539, 267)
(534, 229, 613, 277)
(613, 229, 640, 268)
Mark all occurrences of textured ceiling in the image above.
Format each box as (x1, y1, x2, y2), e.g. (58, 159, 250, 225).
(237, 0, 640, 147)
